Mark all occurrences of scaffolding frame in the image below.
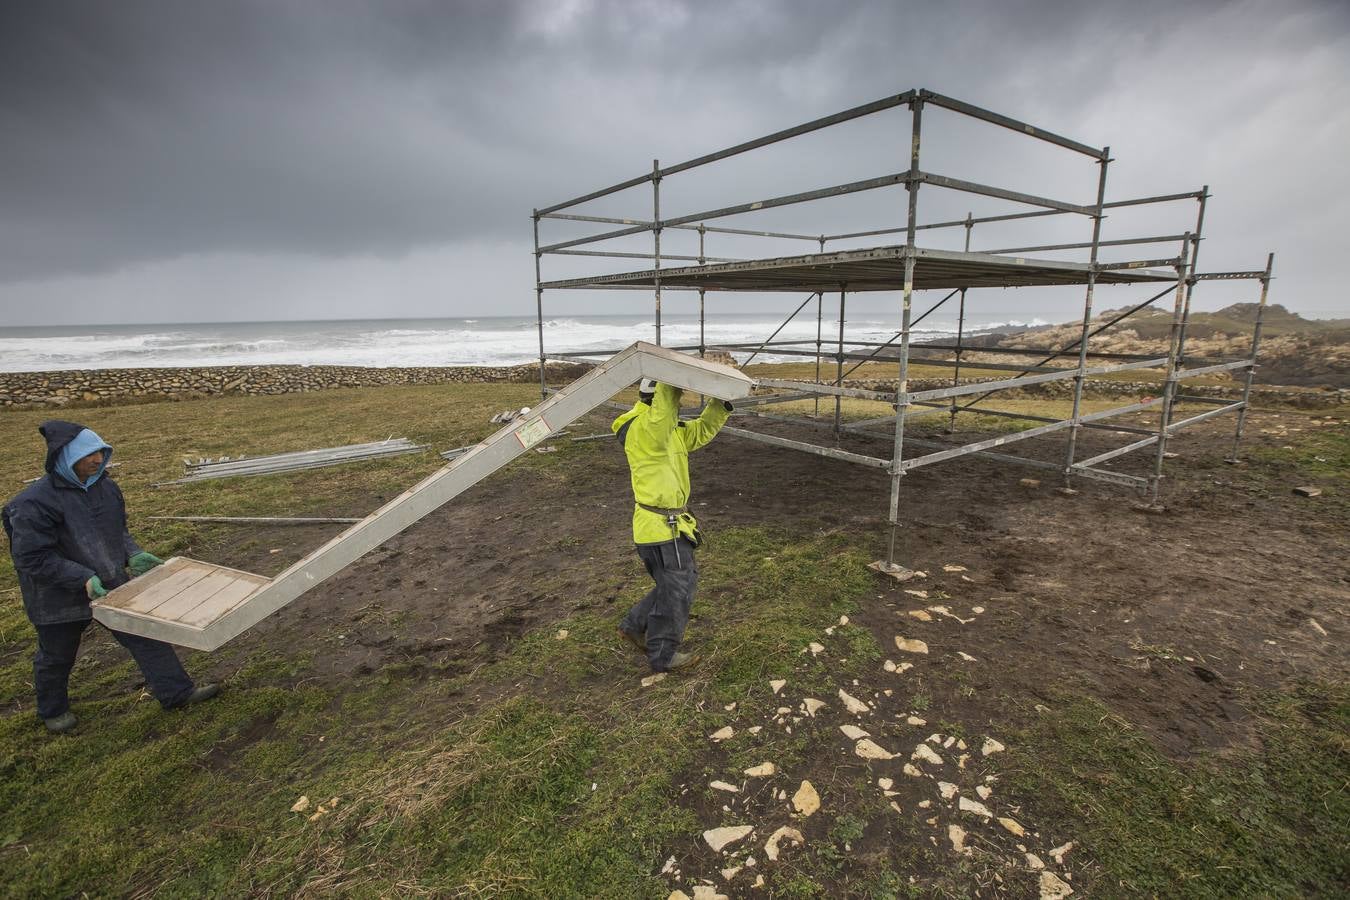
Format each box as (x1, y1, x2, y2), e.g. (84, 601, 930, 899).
(530, 88, 1275, 571)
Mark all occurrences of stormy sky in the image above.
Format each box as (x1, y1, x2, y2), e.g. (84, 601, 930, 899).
(2, 0, 1347, 326)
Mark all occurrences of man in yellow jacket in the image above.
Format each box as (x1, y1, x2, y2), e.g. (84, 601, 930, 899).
(612, 378, 731, 673)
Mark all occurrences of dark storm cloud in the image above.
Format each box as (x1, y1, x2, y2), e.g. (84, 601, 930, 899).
(1, 0, 1347, 321)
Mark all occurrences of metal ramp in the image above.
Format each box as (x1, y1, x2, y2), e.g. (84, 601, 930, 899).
(91, 342, 754, 651)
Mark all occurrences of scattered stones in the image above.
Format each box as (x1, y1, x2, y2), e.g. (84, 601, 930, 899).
(769, 679, 787, 694)
(791, 780, 821, 817)
(709, 726, 735, 742)
(938, 781, 959, 800)
(904, 589, 929, 599)
(877, 777, 894, 790)
(906, 715, 927, 726)
(641, 672, 668, 687)
(662, 856, 678, 875)
(1020, 478, 1041, 489)
(703, 825, 754, 853)
(744, 762, 776, 777)
(1309, 618, 1328, 636)
(943, 564, 968, 572)
(724, 702, 737, 712)
(958, 796, 993, 819)
(903, 763, 923, 777)
(908, 609, 933, 621)
(554, 629, 569, 640)
(669, 891, 691, 900)
(763, 825, 805, 861)
(895, 636, 930, 654)
(801, 698, 826, 717)
(720, 864, 741, 881)
(957, 754, 970, 769)
(839, 615, 850, 626)
(1039, 871, 1074, 899)
(911, 744, 944, 766)
(981, 737, 1006, 756)
(972, 606, 985, 614)
(840, 724, 871, 741)
(1049, 841, 1074, 865)
(1292, 485, 1322, 497)
(838, 689, 870, 715)
(957, 651, 978, 662)
(998, 816, 1026, 837)
(290, 795, 310, 813)
(748, 726, 763, 735)
(692, 887, 729, 900)
(890, 800, 904, 814)
(975, 785, 993, 801)
(943, 736, 956, 749)
(948, 824, 970, 854)
(855, 739, 897, 760)
(710, 780, 739, 793)
(1025, 852, 1046, 870)
(808, 642, 825, 656)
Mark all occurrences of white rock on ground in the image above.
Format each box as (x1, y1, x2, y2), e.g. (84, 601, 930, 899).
(883, 659, 898, 672)
(838, 689, 870, 715)
(769, 679, 787, 694)
(763, 825, 805, 861)
(791, 780, 821, 816)
(976, 785, 992, 800)
(903, 763, 923, 777)
(1049, 841, 1074, 864)
(998, 816, 1025, 837)
(840, 724, 870, 741)
(908, 609, 933, 622)
(744, 762, 776, 777)
(641, 672, 668, 687)
(801, 698, 826, 717)
(555, 629, 569, 640)
(943, 564, 968, 572)
(692, 887, 729, 900)
(709, 726, 734, 742)
(906, 715, 926, 726)
(911, 744, 944, 766)
(877, 777, 894, 790)
(1025, 852, 1046, 870)
(855, 739, 897, 760)
(748, 726, 762, 735)
(938, 781, 959, 800)
(948, 824, 970, 854)
(290, 795, 310, 813)
(957, 652, 977, 661)
(1039, 871, 1074, 899)
(840, 615, 850, 626)
(808, 642, 825, 655)
(981, 737, 1006, 756)
(895, 636, 930, 654)
(662, 856, 678, 874)
(669, 891, 691, 900)
(905, 589, 929, 598)
(720, 865, 741, 881)
(703, 825, 754, 852)
(709, 780, 739, 793)
(958, 797, 993, 819)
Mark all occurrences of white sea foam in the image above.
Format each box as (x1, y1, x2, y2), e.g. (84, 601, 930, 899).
(0, 315, 1030, 373)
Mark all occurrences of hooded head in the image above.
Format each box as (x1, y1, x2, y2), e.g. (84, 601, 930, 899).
(638, 377, 657, 404)
(39, 420, 113, 490)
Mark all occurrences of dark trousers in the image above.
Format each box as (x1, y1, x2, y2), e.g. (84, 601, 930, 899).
(621, 537, 698, 672)
(33, 619, 194, 719)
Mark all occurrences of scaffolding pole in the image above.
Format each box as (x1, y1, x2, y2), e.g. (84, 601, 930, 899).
(1063, 147, 1112, 486)
(1228, 253, 1276, 460)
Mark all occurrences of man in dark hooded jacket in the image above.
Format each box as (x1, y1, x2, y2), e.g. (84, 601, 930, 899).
(2, 420, 218, 733)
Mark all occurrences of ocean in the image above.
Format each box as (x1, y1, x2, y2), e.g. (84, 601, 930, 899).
(0, 314, 1043, 373)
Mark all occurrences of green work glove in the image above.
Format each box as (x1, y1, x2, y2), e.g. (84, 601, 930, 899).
(128, 552, 164, 577)
(85, 576, 107, 600)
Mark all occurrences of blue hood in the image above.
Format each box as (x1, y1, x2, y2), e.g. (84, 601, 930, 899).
(51, 425, 113, 490)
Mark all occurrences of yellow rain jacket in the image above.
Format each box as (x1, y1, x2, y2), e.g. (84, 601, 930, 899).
(611, 383, 731, 545)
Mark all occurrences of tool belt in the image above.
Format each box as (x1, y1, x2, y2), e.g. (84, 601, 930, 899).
(637, 502, 688, 517)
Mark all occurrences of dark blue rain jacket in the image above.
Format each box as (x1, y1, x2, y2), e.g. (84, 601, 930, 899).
(2, 420, 143, 625)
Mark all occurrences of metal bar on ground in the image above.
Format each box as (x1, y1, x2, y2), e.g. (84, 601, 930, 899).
(149, 516, 363, 525)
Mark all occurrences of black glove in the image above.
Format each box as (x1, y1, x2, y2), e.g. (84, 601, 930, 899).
(723, 400, 734, 412)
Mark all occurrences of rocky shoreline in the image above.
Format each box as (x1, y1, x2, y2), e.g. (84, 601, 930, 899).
(1, 360, 1342, 411)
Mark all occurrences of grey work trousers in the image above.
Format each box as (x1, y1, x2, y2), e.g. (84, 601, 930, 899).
(621, 537, 698, 672)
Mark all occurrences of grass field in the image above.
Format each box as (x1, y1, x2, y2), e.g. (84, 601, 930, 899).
(0, 385, 1345, 898)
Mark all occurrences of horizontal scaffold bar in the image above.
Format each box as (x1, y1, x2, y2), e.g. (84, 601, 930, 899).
(720, 425, 891, 468)
(1071, 465, 1150, 489)
(1166, 401, 1246, 432)
(1193, 270, 1268, 281)
(899, 419, 1071, 471)
(541, 212, 820, 242)
(917, 89, 1106, 159)
(977, 234, 1189, 255)
(547, 249, 740, 263)
(1177, 359, 1253, 379)
(1073, 435, 1159, 469)
(916, 171, 1095, 215)
(903, 358, 1170, 403)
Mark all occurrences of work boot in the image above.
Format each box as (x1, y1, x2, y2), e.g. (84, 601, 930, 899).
(44, 711, 77, 733)
(617, 628, 645, 654)
(181, 683, 220, 706)
(662, 651, 700, 673)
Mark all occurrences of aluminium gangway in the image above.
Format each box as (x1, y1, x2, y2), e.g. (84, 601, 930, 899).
(91, 343, 753, 651)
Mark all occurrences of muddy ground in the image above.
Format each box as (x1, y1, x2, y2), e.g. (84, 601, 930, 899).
(140, 407, 1342, 762)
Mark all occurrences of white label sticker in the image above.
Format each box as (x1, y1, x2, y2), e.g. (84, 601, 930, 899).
(515, 416, 552, 450)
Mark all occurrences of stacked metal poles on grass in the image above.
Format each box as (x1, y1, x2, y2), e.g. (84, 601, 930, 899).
(160, 439, 428, 485)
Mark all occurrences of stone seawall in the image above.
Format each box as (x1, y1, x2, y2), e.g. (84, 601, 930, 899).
(0, 363, 1342, 410)
(0, 363, 591, 409)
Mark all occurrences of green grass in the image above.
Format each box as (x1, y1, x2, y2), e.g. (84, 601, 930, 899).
(1004, 683, 1350, 897)
(1, 386, 1345, 897)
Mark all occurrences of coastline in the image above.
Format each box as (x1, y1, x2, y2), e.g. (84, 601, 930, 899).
(1, 360, 1342, 410)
